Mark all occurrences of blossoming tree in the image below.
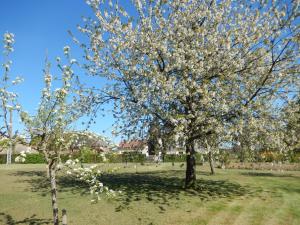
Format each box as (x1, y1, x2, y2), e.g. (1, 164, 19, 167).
(21, 47, 87, 225)
(78, 0, 299, 187)
(0, 32, 22, 163)
(282, 95, 300, 154)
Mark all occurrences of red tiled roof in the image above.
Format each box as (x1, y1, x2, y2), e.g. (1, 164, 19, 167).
(119, 140, 146, 149)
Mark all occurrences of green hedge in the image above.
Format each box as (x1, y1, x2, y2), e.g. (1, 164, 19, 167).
(0, 152, 147, 164)
(0, 154, 45, 164)
(70, 151, 146, 164)
(164, 153, 204, 164)
(24, 154, 46, 163)
(8, 151, 296, 164)
(106, 153, 123, 163)
(164, 154, 186, 162)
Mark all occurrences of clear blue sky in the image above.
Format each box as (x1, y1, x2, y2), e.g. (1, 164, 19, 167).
(0, 0, 121, 143)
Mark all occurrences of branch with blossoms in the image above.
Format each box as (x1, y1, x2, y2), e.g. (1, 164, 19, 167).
(64, 159, 119, 203)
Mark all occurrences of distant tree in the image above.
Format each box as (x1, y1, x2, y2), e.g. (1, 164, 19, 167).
(282, 96, 300, 153)
(64, 131, 115, 153)
(0, 32, 22, 163)
(78, 0, 299, 187)
(147, 118, 161, 156)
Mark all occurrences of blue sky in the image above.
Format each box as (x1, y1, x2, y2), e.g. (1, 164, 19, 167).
(0, 0, 121, 143)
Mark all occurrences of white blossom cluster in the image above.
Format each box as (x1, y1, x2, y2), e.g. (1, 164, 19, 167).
(65, 159, 118, 202)
(3, 32, 14, 53)
(14, 150, 27, 163)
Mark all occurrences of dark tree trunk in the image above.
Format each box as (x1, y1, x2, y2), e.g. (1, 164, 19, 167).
(148, 119, 160, 156)
(147, 140, 156, 156)
(161, 152, 165, 162)
(208, 151, 215, 175)
(49, 166, 59, 225)
(185, 140, 196, 188)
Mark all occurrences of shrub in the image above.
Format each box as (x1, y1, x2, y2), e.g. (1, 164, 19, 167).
(23, 154, 46, 164)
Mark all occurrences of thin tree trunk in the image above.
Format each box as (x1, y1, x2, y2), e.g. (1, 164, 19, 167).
(208, 151, 215, 175)
(49, 166, 59, 225)
(6, 109, 13, 165)
(46, 165, 50, 178)
(161, 152, 165, 162)
(185, 140, 196, 188)
(205, 140, 215, 175)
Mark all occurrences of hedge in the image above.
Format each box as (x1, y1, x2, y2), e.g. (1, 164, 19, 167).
(0, 152, 201, 164)
(3, 151, 296, 164)
(0, 152, 145, 164)
(0, 154, 45, 164)
(164, 153, 204, 164)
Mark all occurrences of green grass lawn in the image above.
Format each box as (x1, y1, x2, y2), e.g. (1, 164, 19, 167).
(0, 163, 299, 225)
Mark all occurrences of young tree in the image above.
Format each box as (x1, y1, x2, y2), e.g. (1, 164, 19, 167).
(21, 49, 84, 225)
(0, 32, 22, 163)
(78, 0, 299, 187)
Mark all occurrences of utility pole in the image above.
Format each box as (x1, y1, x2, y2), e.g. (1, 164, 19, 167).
(6, 108, 12, 164)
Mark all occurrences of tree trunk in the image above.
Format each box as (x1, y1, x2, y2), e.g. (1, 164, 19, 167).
(46, 165, 50, 178)
(185, 140, 196, 188)
(6, 108, 13, 165)
(208, 151, 215, 175)
(49, 166, 59, 225)
(161, 152, 165, 162)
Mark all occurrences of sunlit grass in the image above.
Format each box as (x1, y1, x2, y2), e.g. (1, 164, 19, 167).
(0, 163, 299, 225)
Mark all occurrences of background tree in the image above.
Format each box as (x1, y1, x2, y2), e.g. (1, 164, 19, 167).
(0, 32, 22, 163)
(282, 95, 300, 154)
(78, 0, 299, 187)
(63, 130, 114, 153)
(147, 118, 161, 156)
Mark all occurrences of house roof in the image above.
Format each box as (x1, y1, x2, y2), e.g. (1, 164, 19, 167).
(119, 140, 146, 149)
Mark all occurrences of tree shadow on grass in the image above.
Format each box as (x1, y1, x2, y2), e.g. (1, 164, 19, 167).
(12, 170, 251, 213)
(11, 170, 89, 197)
(0, 213, 51, 225)
(99, 170, 250, 212)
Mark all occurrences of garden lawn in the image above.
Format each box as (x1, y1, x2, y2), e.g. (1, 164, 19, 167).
(0, 163, 299, 225)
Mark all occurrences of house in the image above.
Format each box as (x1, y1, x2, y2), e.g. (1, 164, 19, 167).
(118, 140, 149, 156)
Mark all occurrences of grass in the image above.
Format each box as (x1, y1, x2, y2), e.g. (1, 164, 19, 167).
(0, 163, 299, 225)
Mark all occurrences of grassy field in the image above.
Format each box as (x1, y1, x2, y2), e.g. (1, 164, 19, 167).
(0, 163, 299, 225)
